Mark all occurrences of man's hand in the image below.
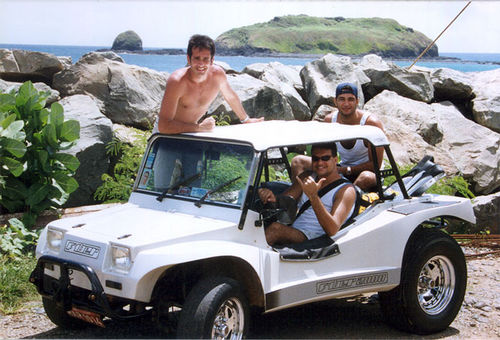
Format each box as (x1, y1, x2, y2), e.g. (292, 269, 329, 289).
(297, 175, 325, 199)
(242, 117, 265, 124)
(258, 188, 276, 204)
(198, 116, 216, 131)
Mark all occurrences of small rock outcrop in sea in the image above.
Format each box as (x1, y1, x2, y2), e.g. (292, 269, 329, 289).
(112, 30, 143, 51)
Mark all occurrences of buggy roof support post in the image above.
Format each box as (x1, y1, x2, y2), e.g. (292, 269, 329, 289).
(279, 147, 292, 178)
(384, 146, 410, 199)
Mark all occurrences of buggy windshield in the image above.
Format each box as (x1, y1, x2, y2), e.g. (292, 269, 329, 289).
(136, 137, 255, 207)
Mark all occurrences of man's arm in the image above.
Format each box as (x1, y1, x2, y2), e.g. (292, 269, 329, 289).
(299, 177, 356, 236)
(157, 76, 215, 134)
(218, 71, 263, 124)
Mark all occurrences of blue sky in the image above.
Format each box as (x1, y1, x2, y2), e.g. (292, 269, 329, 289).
(1, 1, 499, 53)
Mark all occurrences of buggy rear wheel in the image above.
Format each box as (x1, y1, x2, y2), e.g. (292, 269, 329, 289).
(379, 228, 466, 335)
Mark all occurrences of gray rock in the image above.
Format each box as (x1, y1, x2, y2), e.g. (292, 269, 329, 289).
(430, 67, 474, 101)
(112, 123, 144, 145)
(242, 63, 268, 78)
(257, 62, 311, 120)
(471, 69, 500, 133)
(58, 56, 73, 69)
(0, 49, 64, 84)
(52, 52, 168, 129)
(112, 30, 142, 51)
(59, 95, 113, 207)
(208, 73, 293, 121)
(0, 48, 19, 73)
(214, 61, 237, 74)
(313, 104, 337, 121)
(81, 51, 124, 63)
(364, 90, 500, 194)
(360, 54, 434, 103)
(472, 192, 500, 234)
(300, 54, 369, 113)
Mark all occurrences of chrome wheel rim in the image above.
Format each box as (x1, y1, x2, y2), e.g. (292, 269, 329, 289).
(211, 297, 244, 340)
(417, 255, 455, 315)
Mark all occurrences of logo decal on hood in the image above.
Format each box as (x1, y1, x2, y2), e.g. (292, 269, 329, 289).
(64, 240, 100, 259)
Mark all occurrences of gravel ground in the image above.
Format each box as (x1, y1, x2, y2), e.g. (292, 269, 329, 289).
(1, 251, 498, 339)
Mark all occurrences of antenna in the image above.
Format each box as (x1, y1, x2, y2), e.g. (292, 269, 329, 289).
(408, 1, 472, 70)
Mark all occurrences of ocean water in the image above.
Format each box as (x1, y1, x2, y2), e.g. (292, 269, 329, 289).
(1, 43, 499, 73)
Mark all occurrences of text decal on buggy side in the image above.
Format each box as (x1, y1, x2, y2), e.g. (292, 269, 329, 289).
(316, 272, 389, 295)
(64, 240, 100, 259)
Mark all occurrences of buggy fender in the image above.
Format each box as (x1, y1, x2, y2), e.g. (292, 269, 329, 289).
(127, 240, 262, 302)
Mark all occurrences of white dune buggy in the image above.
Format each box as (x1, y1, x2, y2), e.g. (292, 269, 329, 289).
(30, 120, 475, 338)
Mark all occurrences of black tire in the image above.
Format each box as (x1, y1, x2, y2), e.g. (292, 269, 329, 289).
(176, 276, 249, 339)
(379, 228, 467, 335)
(42, 297, 89, 329)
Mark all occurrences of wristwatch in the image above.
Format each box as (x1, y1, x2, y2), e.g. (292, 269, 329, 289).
(346, 166, 352, 176)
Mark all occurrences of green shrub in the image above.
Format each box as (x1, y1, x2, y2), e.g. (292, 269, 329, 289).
(0, 253, 38, 314)
(94, 130, 148, 203)
(0, 81, 80, 227)
(0, 219, 39, 257)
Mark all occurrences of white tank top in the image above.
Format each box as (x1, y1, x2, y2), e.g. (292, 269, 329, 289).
(331, 112, 370, 167)
(292, 178, 354, 239)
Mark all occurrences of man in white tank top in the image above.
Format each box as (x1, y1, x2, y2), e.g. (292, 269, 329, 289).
(292, 83, 385, 191)
(258, 143, 356, 246)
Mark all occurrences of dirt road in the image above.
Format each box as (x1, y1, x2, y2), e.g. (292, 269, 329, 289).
(1, 254, 498, 339)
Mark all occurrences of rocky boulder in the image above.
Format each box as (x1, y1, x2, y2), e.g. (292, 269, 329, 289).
(300, 54, 369, 113)
(471, 192, 500, 234)
(208, 73, 293, 121)
(360, 54, 434, 103)
(471, 69, 500, 133)
(0, 49, 64, 85)
(365, 90, 500, 195)
(112, 30, 143, 51)
(243, 62, 311, 121)
(59, 95, 113, 207)
(52, 52, 168, 129)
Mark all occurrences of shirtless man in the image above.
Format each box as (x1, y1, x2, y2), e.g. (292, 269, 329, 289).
(291, 83, 384, 191)
(259, 142, 356, 246)
(157, 34, 262, 134)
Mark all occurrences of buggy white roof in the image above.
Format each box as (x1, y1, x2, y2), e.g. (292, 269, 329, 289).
(180, 120, 389, 151)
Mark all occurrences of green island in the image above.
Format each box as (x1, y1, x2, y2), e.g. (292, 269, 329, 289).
(215, 15, 437, 58)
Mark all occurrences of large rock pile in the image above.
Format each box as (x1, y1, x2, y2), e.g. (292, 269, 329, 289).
(0, 48, 498, 231)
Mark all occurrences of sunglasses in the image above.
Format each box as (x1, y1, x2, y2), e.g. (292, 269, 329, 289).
(312, 155, 333, 162)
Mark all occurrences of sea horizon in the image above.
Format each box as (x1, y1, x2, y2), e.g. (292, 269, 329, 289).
(1, 43, 499, 74)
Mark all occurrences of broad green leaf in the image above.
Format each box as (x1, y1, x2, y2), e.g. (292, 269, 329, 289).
(26, 182, 51, 207)
(0, 93, 16, 111)
(1, 138, 27, 157)
(59, 141, 77, 150)
(54, 153, 80, 171)
(49, 103, 64, 137)
(0, 198, 24, 213)
(0, 113, 16, 129)
(53, 171, 79, 194)
(60, 120, 80, 142)
(2, 157, 24, 176)
(0, 120, 24, 139)
(42, 123, 58, 148)
(1, 177, 28, 199)
(37, 149, 50, 172)
(37, 108, 50, 127)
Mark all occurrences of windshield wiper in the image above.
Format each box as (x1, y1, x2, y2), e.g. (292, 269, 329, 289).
(156, 172, 202, 202)
(195, 176, 242, 208)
